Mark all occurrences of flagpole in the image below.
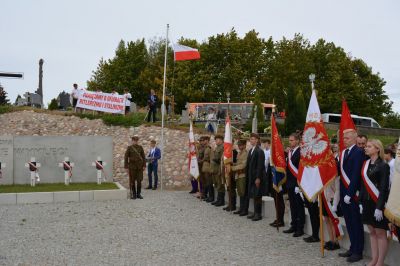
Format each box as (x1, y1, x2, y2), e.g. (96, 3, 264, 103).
(160, 24, 169, 191)
(319, 193, 325, 257)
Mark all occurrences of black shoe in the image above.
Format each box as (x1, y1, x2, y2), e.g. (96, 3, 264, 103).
(233, 209, 242, 215)
(206, 197, 214, 203)
(331, 242, 340, 250)
(189, 190, 196, 194)
(252, 213, 262, 221)
(137, 194, 143, 199)
(346, 254, 362, 263)
(324, 241, 333, 250)
(272, 222, 285, 228)
(239, 211, 248, 216)
(215, 201, 224, 207)
(152, 187, 157, 190)
(247, 213, 255, 219)
(304, 236, 319, 243)
(293, 231, 304, 237)
(225, 206, 236, 211)
(223, 206, 229, 211)
(269, 220, 278, 226)
(283, 227, 295, 234)
(145, 186, 152, 190)
(338, 250, 352, 258)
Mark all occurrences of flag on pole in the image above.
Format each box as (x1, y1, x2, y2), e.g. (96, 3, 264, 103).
(270, 115, 286, 192)
(339, 99, 357, 152)
(297, 90, 338, 201)
(385, 138, 400, 227)
(188, 121, 200, 179)
(173, 44, 200, 61)
(223, 116, 233, 186)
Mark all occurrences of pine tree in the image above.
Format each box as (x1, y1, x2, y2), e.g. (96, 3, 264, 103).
(0, 84, 10, 105)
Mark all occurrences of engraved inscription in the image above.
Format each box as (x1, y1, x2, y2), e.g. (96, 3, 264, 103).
(14, 147, 68, 157)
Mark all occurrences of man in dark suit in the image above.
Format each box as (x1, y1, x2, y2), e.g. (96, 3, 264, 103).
(283, 133, 305, 237)
(147, 89, 157, 123)
(338, 129, 364, 263)
(145, 139, 162, 190)
(245, 133, 268, 221)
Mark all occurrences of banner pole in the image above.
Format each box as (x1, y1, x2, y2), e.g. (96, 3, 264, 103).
(160, 24, 169, 191)
(319, 193, 325, 257)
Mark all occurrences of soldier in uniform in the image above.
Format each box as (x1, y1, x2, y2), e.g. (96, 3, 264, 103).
(124, 135, 146, 199)
(197, 136, 206, 199)
(202, 136, 214, 202)
(210, 134, 225, 206)
(232, 139, 248, 214)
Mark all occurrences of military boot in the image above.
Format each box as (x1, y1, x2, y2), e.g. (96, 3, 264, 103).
(215, 192, 225, 207)
(136, 184, 143, 199)
(233, 197, 244, 214)
(206, 186, 215, 203)
(131, 184, 137, 200)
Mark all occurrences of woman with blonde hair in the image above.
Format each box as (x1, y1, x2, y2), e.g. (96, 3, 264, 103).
(359, 139, 390, 266)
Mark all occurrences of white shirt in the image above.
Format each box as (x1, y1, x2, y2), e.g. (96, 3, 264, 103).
(71, 88, 79, 99)
(264, 148, 271, 171)
(124, 93, 132, 107)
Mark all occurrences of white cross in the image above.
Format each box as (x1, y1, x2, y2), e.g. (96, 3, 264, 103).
(25, 157, 41, 187)
(92, 156, 107, 184)
(58, 157, 75, 185)
(0, 161, 6, 182)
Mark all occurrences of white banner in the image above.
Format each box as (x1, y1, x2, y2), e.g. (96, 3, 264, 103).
(76, 91, 125, 114)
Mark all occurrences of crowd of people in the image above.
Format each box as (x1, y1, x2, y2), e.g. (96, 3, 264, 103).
(189, 130, 399, 265)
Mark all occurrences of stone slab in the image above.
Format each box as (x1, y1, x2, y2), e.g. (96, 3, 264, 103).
(79, 190, 94, 201)
(93, 189, 126, 201)
(17, 192, 53, 204)
(0, 193, 17, 205)
(53, 191, 79, 202)
(0, 136, 13, 184)
(10, 136, 113, 185)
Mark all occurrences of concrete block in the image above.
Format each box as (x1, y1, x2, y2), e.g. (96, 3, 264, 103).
(0, 193, 17, 205)
(261, 196, 275, 219)
(17, 192, 53, 204)
(93, 190, 126, 201)
(79, 191, 94, 201)
(54, 191, 79, 203)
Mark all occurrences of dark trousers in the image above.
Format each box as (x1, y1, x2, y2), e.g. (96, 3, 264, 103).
(272, 189, 285, 223)
(287, 187, 305, 231)
(305, 200, 319, 238)
(342, 200, 364, 255)
(243, 177, 250, 212)
(147, 108, 156, 122)
(147, 163, 158, 188)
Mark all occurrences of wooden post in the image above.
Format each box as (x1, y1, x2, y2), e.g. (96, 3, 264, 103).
(319, 193, 325, 257)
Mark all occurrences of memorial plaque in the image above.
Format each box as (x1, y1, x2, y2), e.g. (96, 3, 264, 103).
(1, 136, 113, 185)
(0, 136, 13, 184)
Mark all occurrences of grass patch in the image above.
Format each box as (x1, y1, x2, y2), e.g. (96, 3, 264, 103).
(0, 105, 12, 114)
(0, 182, 118, 193)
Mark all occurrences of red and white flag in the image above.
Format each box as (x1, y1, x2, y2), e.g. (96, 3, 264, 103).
(173, 44, 200, 61)
(188, 121, 200, 179)
(298, 90, 338, 201)
(223, 116, 233, 165)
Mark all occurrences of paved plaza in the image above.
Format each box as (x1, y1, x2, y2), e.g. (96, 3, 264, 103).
(0, 191, 368, 265)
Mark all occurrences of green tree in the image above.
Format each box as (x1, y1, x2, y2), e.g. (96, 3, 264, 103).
(48, 98, 58, 110)
(0, 84, 10, 105)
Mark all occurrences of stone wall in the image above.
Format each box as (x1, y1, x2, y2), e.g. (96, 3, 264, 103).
(0, 111, 192, 189)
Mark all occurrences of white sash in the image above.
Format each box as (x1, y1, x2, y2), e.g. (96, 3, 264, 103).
(288, 150, 298, 177)
(361, 159, 379, 202)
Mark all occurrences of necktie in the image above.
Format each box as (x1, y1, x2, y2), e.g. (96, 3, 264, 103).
(344, 149, 349, 161)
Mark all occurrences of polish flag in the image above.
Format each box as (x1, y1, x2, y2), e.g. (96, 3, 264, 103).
(339, 99, 356, 153)
(188, 121, 200, 179)
(173, 44, 200, 61)
(297, 90, 337, 201)
(223, 116, 233, 165)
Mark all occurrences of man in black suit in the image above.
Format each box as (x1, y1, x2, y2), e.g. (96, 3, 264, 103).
(245, 133, 268, 221)
(147, 89, 157, 123)
(283, 133, 305, 237)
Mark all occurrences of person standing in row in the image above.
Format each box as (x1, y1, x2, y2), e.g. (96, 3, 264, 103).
(124, 135, 146, 199)
(339, 129, 364, 263)
(360, 139, 390, 266)
(201, 136, 214, 202)
(147, 89, 157, 123)
(210, 135, 224, 207)
(283, 133, 305, 237)
(146, 139, 161, 190)
(232, 139, 248, 215)
(246, 133, 268, 221)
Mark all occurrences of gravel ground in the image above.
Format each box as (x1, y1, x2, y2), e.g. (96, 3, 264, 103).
(0, 191, 369, 266)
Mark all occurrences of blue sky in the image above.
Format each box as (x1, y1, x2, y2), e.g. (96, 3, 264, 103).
(1, 0, 399, 112)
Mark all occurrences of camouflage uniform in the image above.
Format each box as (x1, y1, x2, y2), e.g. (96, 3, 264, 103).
(124, 143, 145, 199)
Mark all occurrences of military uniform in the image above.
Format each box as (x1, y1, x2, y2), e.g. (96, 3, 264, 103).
(210, 142, 224, 206)
(202, 143, 213, 202)
(232, 148, 248, 214)
(197, 141, 206, 197)
(124, 143, 146, 199)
